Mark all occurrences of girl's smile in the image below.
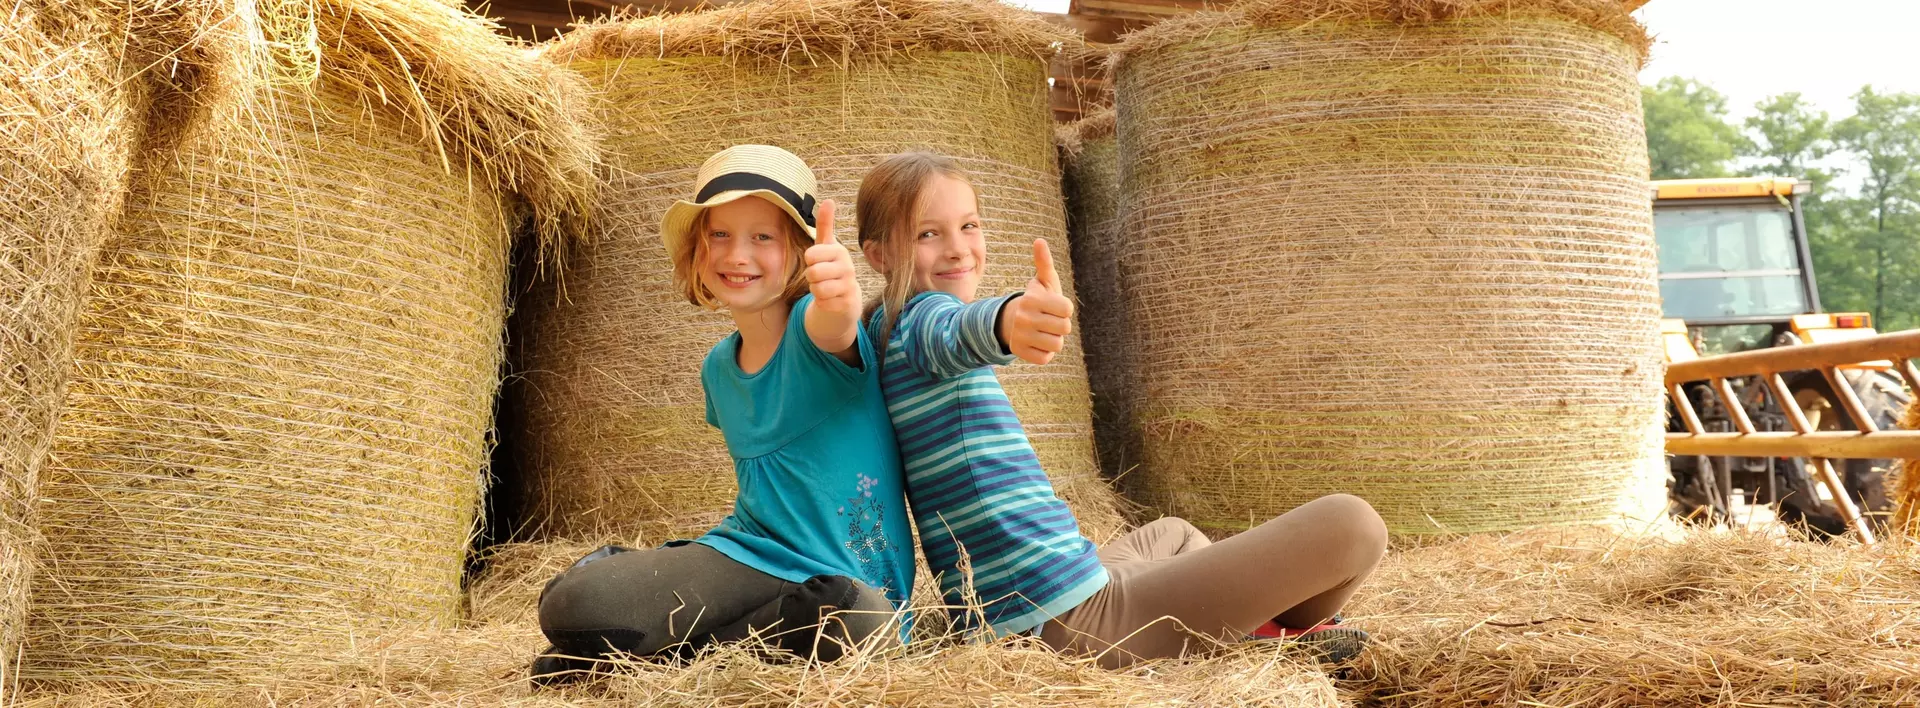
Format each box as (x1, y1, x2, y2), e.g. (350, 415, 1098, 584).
(911, 173, 987, 302)
(716, 271, 762, 287)
(699, 196, 794, 314)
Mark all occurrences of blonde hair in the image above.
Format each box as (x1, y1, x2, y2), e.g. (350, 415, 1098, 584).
(671, 201, 813, 309)
(857, 151, 974, 343)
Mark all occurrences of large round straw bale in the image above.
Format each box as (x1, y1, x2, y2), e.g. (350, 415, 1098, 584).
(521, 0, 1130, 542)
(1110, 0, 1666, 535)
(0, 0, 141, 680)
(1059, 110, 1139, 486)
(23, 0, 596, 683)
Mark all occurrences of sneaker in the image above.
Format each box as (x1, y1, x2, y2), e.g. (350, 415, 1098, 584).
(1281, 626, 1370, 664)
(1248, 613, 1345, 640)
(529, 646, 600, 688)
(1247, 617, 1369, 665)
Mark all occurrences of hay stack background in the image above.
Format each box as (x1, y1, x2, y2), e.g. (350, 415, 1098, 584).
(0, 0, 143, 679)
(516, 0, 1130, 541)
(1109, 0, 1668, 535)
(1058, 110, 1139, 484)
(24, 0, 595, 683)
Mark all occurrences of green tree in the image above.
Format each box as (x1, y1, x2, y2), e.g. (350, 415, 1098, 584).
(1827, 87, 1920, 330)
(1643, 77, 1750, 179)
(1806, 195, 1875, 316)
(1744, 92, 1834, 189)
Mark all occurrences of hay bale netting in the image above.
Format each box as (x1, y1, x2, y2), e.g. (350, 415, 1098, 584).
(519, 0, 1130, 541)
(22, 0, 596, 682)
(0, 0, 142, 679)
(1109, 0, 1667, 535)
(1059, 110, 1139, 484)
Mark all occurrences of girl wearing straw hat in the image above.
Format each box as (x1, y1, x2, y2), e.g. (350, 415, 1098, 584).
(854, 151, 1387, 668)
(531, 145, 912, 683)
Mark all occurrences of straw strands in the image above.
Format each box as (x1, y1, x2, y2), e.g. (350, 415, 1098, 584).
(22, 0, 594, 683)
(1895, 398, 1918, 536)
(1109, 0, 1667, 535)
(14, 528, 1914, 706)
(294, 0, 601, 261)
(10, 536, 1342, 707)
(0, 0, 142, 679)
(515, 0, 1131, 541)
(1342, 527, 1920, 706)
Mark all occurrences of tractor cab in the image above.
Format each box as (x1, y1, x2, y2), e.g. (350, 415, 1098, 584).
(1652, 177, 1876, 353)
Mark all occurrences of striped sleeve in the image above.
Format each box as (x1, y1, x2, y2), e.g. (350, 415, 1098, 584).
(899, 292, 1019, 380)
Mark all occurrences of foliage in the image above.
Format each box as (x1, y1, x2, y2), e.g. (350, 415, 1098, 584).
(1643, 77, 1749, 179)
(1644, 78, 1920, 331)
(1745, 92, 1834, 192)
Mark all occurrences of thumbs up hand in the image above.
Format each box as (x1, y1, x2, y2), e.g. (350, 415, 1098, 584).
(998, 239, 1073, 365)
(802, 200, 862, 362)
(804, 200, 859, 318)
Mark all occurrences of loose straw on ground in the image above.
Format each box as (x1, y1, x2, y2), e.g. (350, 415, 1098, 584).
(1341, 526, 1920, 706)
(1108, 0, 1668, 535)
(23, 0, 596, 685)
(19, 528, 1914, 706)
(0, 0, 143, 681)
(14, 536, 1342, 707)
(514, 0, 1131, 542)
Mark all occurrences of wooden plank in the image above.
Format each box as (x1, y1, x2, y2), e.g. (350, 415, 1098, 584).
(1071, 0, 1212, 21)
(1665, 431, 1920, 459)
(1813, 457, 1877, 542)
(1666, 330, 1920, 385)
(1042, 11, 1149, 44)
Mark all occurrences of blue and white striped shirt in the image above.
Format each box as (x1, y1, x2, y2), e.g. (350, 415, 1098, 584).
(870, 291, 1108, 636)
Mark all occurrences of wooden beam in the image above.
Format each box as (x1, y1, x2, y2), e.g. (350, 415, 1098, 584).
(484, 5, 578, 27)
(1070, 0, 1213, 21)
(1040, 11, 1150, 44)
(1666, 330, 1920, 385)
(1665, 431, 1920, 459)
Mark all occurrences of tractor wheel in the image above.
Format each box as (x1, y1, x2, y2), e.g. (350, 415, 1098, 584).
(1772, 457, 1849, 538)
(1666, 453, 1730, 525)
(1776, 370, 1910, 540)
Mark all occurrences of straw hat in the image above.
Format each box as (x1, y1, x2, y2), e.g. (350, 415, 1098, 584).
(660, 145, 820, 254)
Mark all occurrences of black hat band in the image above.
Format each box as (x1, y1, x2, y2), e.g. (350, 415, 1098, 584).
(696, 172, 818, 228)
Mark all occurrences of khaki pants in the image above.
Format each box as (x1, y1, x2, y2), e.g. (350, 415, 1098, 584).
(1039, 494, 1388, 668)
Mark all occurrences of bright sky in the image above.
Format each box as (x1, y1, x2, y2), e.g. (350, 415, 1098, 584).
(1634, 1, 1920, 122)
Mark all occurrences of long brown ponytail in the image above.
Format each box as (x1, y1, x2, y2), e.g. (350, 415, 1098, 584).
(857, 151, 972, 345)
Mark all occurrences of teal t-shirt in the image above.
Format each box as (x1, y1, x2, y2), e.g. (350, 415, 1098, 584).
(693, 295, 915, 608)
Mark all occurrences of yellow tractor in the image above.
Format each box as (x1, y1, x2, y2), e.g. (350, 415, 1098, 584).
(1655, 177, 1910, 537)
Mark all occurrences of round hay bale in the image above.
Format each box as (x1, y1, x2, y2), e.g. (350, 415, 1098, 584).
(23, 0, 596, 682)
(520, 0, 1130, 542)
(1058, 110, 1140, 488)
(0, 0, 142, 679)
(1109, 0, 1666, 535)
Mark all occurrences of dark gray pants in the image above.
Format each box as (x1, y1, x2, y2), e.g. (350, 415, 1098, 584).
(537, 542, 896, 662)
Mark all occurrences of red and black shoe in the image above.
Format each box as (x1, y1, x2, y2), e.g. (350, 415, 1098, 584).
(1247, 614, 1368, 664)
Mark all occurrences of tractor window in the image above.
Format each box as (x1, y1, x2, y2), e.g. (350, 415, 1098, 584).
(1654, 205, 1810, 320)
